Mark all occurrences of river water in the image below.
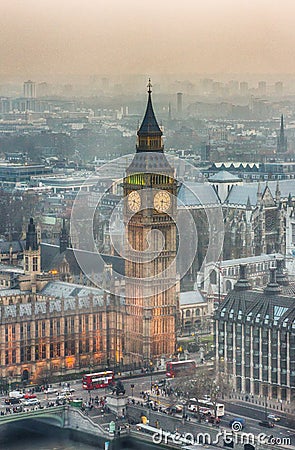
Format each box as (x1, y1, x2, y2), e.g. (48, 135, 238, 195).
(0, 422, 158, 450)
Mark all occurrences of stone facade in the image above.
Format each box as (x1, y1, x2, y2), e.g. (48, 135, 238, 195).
(0, 284, 124, 385)
(123, 82, 178, 364)
(215, 265, 295, 402)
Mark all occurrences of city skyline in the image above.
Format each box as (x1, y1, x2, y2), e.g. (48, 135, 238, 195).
(1, 0, 295, 80)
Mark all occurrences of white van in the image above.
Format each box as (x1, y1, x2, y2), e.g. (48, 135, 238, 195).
(9, 391, 23, 399)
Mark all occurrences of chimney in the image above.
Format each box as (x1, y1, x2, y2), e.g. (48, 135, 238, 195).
(234, 264, 251, 291)
(264, 267, 281, 295)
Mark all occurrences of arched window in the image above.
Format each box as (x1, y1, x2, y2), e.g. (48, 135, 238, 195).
(210, 270, 217, 284)
(195, 308, 200, 316)
(186, 310, 191, 318)
(225, 280, 232, 292)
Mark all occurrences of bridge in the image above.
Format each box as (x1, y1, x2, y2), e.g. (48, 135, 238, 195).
(0, 405, 108, 439)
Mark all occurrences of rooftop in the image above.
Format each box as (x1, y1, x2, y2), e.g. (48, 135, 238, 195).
(180, 289, 206, 305)
(208, 170, 242, 183)
(178, 181, 219, 207)
(208, 253, 283, 268)
(40, 281, 104, 299)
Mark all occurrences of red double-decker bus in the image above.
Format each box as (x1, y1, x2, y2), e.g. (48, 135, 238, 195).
(82, 371, 114, 390)
(166, 360, 196, 378)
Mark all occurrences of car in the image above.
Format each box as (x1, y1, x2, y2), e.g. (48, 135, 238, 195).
(44, 387, 58, 394)
(166, 405, 183, 414)
(153, 379, 166, 388)
(208, 416, 221, 424)
(5, 397, 21, 405)
(258, 420, 274, 428)
(58, 393, 73, 401)
(56, 398, 68, 405)
(61, 387, 75, 394)
(22, 398, 40, 406)
(267, 414, 281, 422)
(229, 418, 246, 430)
(23, 393, 37, 399)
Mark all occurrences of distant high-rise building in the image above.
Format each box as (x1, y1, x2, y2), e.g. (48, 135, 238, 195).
(200, 78, 213, 94)
(168, 102, 172, 120)
(227, 80, 239, 95)
(177, 92, 183, 116)
(101, 77, 109, 91)
(240, 81, 248, 95)
(277, 114, 288, 154)
(37, 82, 49, 97)
(258, 81, 266, 95)
(212, 81, 223, 96)
(23, 80, 36, 99)
(275, 81, 283, 96)
(0, 98, 11, 113)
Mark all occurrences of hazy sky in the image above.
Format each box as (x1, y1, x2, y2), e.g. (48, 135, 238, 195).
(1, 0, 295, 80)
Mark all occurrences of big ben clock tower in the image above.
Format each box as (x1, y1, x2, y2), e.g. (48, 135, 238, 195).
(123, 80, 178, 365)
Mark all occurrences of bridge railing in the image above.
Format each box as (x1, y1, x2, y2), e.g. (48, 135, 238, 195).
(65, 406, 106, 437)
(0, 405, 65, 426)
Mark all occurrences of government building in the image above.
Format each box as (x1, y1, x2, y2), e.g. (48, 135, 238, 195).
(215, 262, 295, 403)
(0, 217, 124, 387)
(0, 82, 179, 386)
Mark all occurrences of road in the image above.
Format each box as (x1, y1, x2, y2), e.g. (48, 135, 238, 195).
(120, 374, 294, 443)
(0, 373, 293, 447)
(224, 400, 293, 428)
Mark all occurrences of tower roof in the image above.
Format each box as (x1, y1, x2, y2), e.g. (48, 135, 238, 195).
(137, 79, 162, 138)
(26, 217, 38, 251)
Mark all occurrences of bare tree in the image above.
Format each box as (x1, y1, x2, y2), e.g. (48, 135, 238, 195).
(173, 369, 208, 422)
(206, 369, 231, 418)
(35, 367, 53, 388)
(172, 366, 231, 424)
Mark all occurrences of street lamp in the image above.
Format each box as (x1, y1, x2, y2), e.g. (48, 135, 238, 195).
(147, 393, 151, 421)
(182, 403, 186, 424)
(130, 383, 134, 398)
(149, 361, 153, 391)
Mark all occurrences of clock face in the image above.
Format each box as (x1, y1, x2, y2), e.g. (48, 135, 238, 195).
(128, 190, 141, 212)
(154, 190, 171, 212)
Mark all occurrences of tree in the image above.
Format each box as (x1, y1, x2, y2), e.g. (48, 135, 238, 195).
(173, 367, 231, 422)
(173, 369, 208, 422)
(207, 378, 220, 419)
(35, 367, 53, 388)
(206, 369, 231, 418)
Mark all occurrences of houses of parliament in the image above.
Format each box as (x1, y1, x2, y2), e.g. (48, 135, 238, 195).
(0, 83, 179, 386)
